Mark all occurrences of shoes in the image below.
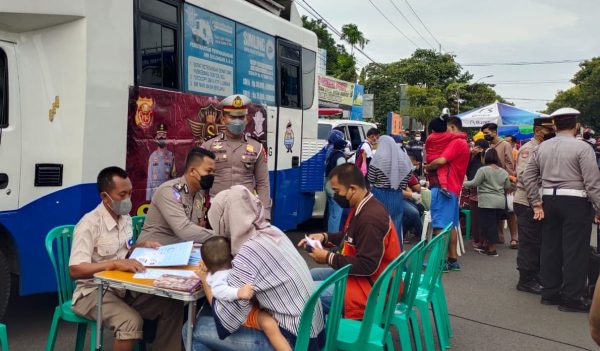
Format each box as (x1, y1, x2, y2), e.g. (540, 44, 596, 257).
(478, 250, 498, 257)
(559, 298, 591, 312)
(517, 280, 543, 295)
(447, 260, 461, 271)
(541, 295, 561, 306)
(442, 261, 449, 273)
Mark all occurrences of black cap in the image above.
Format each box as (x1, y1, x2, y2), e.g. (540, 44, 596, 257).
(533, 117, 554, 127)
(474, 139, 489, 149)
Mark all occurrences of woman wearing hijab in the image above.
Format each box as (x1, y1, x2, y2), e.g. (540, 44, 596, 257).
(325, 129, 348, 232)
(367, 135, 413, 243)
(185, 185, 324, 351)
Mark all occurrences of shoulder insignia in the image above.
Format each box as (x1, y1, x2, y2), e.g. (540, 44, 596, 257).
(173, 183, 184, 192)
(171, 188, 182, 203)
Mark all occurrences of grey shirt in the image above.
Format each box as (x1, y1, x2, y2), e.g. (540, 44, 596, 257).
(514, 138, 540, 206)
(463, 165, 511, 209)
(523, 131, 600, 212)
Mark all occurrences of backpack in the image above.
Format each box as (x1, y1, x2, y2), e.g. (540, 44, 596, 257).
(354, 142, 368, 175)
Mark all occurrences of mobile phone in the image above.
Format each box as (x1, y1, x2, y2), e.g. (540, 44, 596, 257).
(305, 243, 314, 253)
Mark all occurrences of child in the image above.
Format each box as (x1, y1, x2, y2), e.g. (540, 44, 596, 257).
(200, 236, 291, 351)
(463, 149, 512, 256)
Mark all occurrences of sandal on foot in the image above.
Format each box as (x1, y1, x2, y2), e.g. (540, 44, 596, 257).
(510, 240, 519, 249)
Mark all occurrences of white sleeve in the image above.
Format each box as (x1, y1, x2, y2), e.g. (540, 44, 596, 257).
(206, 271, 239, 301)
(361, 143, 373, 158)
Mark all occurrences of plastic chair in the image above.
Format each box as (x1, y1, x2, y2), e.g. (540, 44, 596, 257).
(295, 265, 352, 351)
(460, 208, 471, 241)
(0, 323, 8, 351)
(421, 188, 431, 211)
(335, 251, 408, 351)
(45, 225, 98, 351)
(414, 226, 452, 350)
(391, 240, 426, 351)
(131, 215, 146, 244)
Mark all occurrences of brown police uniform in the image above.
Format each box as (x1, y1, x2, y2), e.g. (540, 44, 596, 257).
(202, 132, 272, 220)
(69, 203, 182, 349)
(137, 176, 214, 245)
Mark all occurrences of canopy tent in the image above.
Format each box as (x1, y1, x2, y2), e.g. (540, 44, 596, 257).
(457, 102, 540, 128)
(498, 125, 534, 141)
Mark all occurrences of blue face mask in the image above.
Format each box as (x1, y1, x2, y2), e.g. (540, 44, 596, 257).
(227, 119, 246, 135)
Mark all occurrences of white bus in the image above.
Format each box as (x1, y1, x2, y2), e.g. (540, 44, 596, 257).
(0, 0, 324, 317)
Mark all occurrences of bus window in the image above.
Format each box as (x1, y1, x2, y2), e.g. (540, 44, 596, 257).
(348, 125, 363, 151)
(278, 40, 301, 109)
(317, 124, 331, 140)
(136, 0, 180, 90)
(0, 49, 6, 128)
(301, 48, 316, 110)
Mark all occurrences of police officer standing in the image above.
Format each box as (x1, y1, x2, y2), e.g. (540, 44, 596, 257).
(202, 94, 272, 220)
(146, 123, 176, 201)
(523, 108, 600, 312)
(138, 147, 216, 245)
(514, 117, 555, 294)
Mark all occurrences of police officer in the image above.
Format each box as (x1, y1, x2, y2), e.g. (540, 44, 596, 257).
(202, 94, 272, 220)
(146, 123, 176, 201)
(523, 108, 600, 312)
(137, 147, 216, 245)
(514, 117, 555, 294)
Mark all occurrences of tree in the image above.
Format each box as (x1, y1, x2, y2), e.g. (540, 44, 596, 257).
(301, 16, 340, 76)
(340, 23, 369, 56)
(546, 57, 600, 130)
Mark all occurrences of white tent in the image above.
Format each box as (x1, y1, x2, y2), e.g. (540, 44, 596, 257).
(458, 102, 540, 128)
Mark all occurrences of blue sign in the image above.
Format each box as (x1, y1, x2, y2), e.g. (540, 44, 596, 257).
(184, 4, 235, 97)
(235, 24, 276, 105)
(351, 83, 364, 120)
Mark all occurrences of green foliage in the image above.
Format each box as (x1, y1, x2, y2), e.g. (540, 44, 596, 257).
(546, 57, 600, 130)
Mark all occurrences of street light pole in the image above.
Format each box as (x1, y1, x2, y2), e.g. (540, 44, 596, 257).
(474, 74, 494, 84)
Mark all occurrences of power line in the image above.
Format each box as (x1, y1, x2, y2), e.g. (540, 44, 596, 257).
(490, 80, 571, 85)
(386, 0, 435, 49)
(403, 0, 444, 51)
(462, 59, 584, 67)
(366, 0, 420, 48)
(504, 97, 553, 101)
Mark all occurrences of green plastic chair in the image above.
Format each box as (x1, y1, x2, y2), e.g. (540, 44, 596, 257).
(335, 251, 408, 351)
(460, 208, 471, 241)
(0, 323, 8, 351)
(131, 215, 146, 244)
(414, 226, 452, 350)
(45, 225, 98, 351)
(391, 240, 426, 351)
(295, 265, 352, 351)
(421, 188, 431, 211)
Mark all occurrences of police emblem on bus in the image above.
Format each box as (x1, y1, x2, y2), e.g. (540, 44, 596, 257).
(284, 121, 294, 153)
(135, 97, 154, 128)
(188, 104, 224, 143)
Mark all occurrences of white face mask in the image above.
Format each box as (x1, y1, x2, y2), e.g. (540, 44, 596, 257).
(415, 136, 421, 141)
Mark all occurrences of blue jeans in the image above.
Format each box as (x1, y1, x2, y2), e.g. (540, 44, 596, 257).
(371, 187, 404, 244)
(183, 305, 295, 351)
(310, 268, 335, 315)
(327, 195, 343, 233)
(403, 200, 423, 236)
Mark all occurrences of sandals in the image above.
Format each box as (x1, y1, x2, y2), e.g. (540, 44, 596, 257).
(510, 240, 519, 249)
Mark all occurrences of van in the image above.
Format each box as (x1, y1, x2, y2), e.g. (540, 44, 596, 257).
(313, 119, 378, 218)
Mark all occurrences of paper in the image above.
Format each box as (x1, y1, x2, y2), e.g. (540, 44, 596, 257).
(305, 235, 323, 250)
(130, 241, 193, 267)
(133, 269, 198, 279)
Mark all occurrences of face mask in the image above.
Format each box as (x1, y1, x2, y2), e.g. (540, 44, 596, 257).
(227, 119, 246, 135)
(157, 139, 167, 148)
(543, 132, 556, 141)
(105, 193, 132, 216)
(415, 136, 421, 141)
(200, 174, 214, 190)
(484, 134, 493, 142)
(411, 165, 417, 171)
(333, 193, 351, 209)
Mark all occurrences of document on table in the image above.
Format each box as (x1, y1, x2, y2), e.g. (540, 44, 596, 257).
(130, 241, 193, 267)
(133, 269, 198, 279)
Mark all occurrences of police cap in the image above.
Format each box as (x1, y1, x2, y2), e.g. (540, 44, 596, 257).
(219, 94, 252, 116)
(550, 107, 580, 122)
(533, 117, 554, 127)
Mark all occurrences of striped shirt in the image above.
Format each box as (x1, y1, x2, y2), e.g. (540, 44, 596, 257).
(212, 233, 324, 346)
(367, 165, 393, 189)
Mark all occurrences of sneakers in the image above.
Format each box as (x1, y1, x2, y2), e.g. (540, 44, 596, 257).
(478, 250, 498, 257)
(442, 261, 450, 273)
(447, 260, 461, 271)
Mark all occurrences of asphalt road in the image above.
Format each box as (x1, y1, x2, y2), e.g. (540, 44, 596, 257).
(1, 223, 598, 350)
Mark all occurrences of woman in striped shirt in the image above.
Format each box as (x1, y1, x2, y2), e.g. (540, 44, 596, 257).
(184, 185, 324, 351)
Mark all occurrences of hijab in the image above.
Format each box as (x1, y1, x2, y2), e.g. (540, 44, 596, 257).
(207, 185, 283, 255)
(325, 129, 346, 160)
(370, 135, 412, 189)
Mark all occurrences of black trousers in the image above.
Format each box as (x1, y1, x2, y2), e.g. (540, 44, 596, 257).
(514, 203, 542, 282)
(479, 207, 504, 244)
(541, 195, 594, 301)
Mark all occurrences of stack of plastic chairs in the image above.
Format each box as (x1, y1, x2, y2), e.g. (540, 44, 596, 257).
(0, 323, 8, 351)
(131, 215, 146, 244)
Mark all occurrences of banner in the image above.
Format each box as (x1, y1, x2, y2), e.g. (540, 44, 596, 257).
(235, 24, 276, 105)
(184, 4, 235, 97)
(387, 112, 403, 135)
(318, 75, 354, 106)
(351, 83, 364, 120)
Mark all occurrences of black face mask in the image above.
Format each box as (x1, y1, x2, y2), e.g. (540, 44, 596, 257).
(334, 193, 351, 209)
(200, 174, 215, 190)
(483, 134, 493, 142)
(543, 132, 556, 141)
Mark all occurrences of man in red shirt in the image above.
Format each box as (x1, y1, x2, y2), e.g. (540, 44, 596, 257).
(425, 116, 470, 271)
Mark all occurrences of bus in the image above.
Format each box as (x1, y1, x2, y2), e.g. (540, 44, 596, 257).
(0, 0, 324, 318)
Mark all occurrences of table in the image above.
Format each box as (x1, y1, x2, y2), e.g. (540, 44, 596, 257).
(93, 266, 203, 351)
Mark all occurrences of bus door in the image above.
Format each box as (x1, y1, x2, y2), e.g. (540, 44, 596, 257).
(272, 39, 303, 230)
(0, 41, 20, 213)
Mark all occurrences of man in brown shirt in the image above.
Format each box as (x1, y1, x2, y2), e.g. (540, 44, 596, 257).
(482, 123, 518, 248)
(69, 167, 183, 351)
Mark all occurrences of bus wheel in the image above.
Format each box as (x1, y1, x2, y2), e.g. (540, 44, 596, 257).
(0, 250, 10, 321)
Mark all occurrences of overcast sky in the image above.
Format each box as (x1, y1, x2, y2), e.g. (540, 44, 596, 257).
(296, 0, 600, 112)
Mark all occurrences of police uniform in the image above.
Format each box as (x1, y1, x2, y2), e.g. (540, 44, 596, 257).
(514, 117, 554, 292)
(146, 123, 176, 201)
(523, 108, 600, 308)
(201, 94, 272, 219)
(138, 176, 213, 245)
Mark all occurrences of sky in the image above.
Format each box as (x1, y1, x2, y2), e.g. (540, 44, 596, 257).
(296, 0, 600, 112)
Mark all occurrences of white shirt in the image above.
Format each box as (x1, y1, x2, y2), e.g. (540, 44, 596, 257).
(206, 269, 239, 301)
(361, 142, 374, 158)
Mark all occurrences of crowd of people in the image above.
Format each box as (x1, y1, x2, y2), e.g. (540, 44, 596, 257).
(65, 91, 600, 350)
